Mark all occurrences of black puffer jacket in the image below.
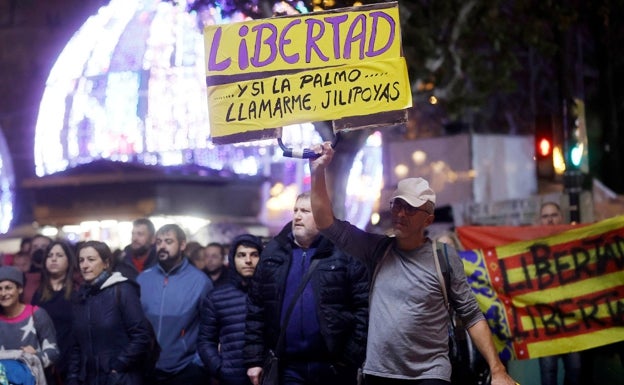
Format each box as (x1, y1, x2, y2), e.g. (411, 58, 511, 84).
(198, 234, 264, 385)
(244, 222, 369, 369)
(67, 272, 154, 385)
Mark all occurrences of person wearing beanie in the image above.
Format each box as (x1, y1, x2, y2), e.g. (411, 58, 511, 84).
(198, 234, 263, 385)
(309, 142, 517, 385)
(0, 265, 59, 384)
(0, 265, 24, 287)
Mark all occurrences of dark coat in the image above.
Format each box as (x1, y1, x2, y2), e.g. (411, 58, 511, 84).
(198, 234, 263, 385)
(32, 286, 77, 383)
(243, 223, 370, 369)
(67, 273, 154, 385)
(114, 245, 158, 281)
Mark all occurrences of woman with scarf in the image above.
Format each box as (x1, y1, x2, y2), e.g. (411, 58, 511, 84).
(66, 241, 154, 385)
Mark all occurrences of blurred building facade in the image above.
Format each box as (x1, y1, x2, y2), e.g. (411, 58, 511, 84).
(2, 0, 623, 253)
(0, 0, 385, 249)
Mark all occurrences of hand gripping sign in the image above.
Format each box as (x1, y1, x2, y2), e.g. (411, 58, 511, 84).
(203, 2, 412, 158)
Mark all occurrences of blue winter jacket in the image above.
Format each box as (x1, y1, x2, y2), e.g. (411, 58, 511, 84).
(137, 258, 212, 374)
(198, 234, 264, 385)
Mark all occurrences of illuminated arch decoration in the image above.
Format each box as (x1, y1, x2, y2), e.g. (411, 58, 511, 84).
(34, 0, 382, 229)
(0, 126, 15, 233)
(35, 0, 226, 176)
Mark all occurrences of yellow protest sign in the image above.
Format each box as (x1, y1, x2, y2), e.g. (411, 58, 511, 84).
(204, 3, 402, 79)
(203, 3, 412, 144)
(207, 57, 411, 141)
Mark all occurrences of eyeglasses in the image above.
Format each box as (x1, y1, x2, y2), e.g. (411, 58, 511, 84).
(390, 200, 432, 216)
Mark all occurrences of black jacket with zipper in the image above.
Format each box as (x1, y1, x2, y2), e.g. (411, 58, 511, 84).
(243, 222, 369, 369)
(67, 272, 153, 385)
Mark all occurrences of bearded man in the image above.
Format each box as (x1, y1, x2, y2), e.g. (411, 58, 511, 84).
(116, 218, 158, 280)
(138, 224, 213, 385)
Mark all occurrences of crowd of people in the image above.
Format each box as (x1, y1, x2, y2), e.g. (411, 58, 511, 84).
(1, 149, 618, 385)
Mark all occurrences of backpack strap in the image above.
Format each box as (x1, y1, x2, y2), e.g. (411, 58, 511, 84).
(370, 236, 395, 285)
(372, 236, 395, 262)
(432, 241, 452, 312)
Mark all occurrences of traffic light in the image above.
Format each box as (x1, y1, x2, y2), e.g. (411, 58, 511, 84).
(535, 115, 554, 178)
(565, 99, 589, 173)
(537, 137, 552, 158)
(569, 143, 583, 168)
(563, 98, 589, 224)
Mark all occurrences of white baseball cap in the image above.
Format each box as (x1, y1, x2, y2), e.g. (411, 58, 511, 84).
(391, 178, 436, 207)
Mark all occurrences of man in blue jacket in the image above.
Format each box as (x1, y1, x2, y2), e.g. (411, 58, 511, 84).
(138, 223, 213, 385)
(244, 192, 369, 385)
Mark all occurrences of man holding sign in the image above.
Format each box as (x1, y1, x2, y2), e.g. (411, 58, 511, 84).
(309, 142, 517, 385)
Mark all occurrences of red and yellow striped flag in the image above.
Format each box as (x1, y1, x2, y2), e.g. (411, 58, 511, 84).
(457, 215, 624, 360)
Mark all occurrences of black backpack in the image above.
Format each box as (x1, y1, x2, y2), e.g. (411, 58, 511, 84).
(434, 242, 491, 385)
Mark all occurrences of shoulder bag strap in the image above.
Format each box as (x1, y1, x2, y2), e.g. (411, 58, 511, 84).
(370, 237, 394, 289)
(434, 242, 460, 338)
(275, 257, 320, 355)
(432, 241, 452, 312)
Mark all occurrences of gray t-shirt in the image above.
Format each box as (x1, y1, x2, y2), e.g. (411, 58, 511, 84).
(322, 219, 484, 381)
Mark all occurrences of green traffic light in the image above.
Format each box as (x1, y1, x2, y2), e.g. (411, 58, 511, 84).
(570, 144, 582, 167)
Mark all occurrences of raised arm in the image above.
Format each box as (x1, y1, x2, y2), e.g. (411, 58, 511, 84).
(309, 141, 336, 230)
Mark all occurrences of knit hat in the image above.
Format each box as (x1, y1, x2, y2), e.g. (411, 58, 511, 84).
(0, 265, 24, 287)
(391, 177, 436, 207)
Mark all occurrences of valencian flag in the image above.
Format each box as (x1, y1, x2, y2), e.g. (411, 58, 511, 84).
(456, 216, 624, 361)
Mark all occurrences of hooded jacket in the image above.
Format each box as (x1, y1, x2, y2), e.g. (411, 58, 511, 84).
(243, 222, 370, 369)
(198, 234, 263, 385)
(67, 272, 154, 385)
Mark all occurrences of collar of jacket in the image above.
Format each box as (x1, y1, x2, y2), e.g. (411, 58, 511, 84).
(275, 221, 334, 257)
(155, 257, 189, 276)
